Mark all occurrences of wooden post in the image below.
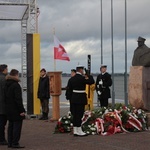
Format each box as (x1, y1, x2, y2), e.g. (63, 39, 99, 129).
(52, 96, 60, 120)
(48, 71, 62, 120)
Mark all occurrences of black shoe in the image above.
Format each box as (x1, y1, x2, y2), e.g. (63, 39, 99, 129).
(0, 140, 8, 145)
(39, 116, 44, 120)
(8, 145, 12, 148)
(12, 144, 25, 148)
(7, 143, 12, 148)
(73, 134, 79, 137)
(42, 117, 48, 120)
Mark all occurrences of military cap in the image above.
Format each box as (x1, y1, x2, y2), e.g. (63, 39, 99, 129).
(71, 69, 76, 73)
(137, 36, 146, 42)
(76, 65, 84, 70)
(100, 64, 107, 69)
(40, 68, 46, 72)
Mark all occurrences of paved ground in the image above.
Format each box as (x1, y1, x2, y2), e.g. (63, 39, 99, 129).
(0, 118, 150, 150)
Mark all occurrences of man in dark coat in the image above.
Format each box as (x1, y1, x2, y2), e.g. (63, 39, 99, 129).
(37, 68, 50, 120)
(0, 64, 8, 145)
(5, 69, 25, 148)
(67, 65, 95, 136)
(96, 65, 112, 107)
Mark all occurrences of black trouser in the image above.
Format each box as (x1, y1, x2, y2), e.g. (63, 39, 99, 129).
(0, 114, 7, 142)
(99, 98, 108, 107)
(72, 103, 85, 127)
(40, 99, 49, 113)
(8, 120, 23, 146)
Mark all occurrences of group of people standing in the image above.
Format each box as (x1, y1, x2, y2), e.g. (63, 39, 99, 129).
(65, 64, 112, 136)
(0, 66, 50, 149)
(0, 64, 25, 148)
(0, 63, 112, 147)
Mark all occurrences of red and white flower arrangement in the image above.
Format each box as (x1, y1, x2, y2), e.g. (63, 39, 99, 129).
(54, 104, 148, 135)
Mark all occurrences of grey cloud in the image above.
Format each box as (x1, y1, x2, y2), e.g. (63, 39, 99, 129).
(1, 0, 150, 73)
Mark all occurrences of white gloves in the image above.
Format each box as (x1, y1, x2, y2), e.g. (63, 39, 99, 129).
(99, 80, 103, 85)
(97, 91, 101, 95)
(97, 79, 103, 95)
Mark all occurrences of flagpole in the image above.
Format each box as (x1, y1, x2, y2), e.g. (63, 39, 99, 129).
(100, 0, 103, 65)
(124, 0, 128, 106)
(111, 0, 115, 107)
(54, 59, 56, 71)
(53, 27, 56, 71)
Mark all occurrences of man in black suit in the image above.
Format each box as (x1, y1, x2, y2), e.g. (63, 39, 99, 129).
(5, 69, 25, 148)
(67, 65, 94, 136)
(37, 68, 50, 120)
(96, 65, 112, 107)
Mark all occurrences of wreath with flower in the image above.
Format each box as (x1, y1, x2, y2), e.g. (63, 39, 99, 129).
(54, 112, 73, 133)
(54, 104, 148, 135)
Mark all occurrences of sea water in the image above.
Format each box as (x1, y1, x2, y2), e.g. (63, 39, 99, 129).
(60, 75, 128, 104)
(23, 75, 128, 108)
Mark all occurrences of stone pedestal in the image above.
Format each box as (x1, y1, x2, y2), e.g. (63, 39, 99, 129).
(128, 66, 150, 111)
(146, 113, 150, 126)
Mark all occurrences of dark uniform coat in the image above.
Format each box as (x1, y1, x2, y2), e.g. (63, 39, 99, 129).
(96, 72, 112, 99)
(67, 72, 94, 127)
(4, 76, 25, 121)
(65, 77, 71, 100)
(68, 73, 95, 105)
(37, 75, 50, 100)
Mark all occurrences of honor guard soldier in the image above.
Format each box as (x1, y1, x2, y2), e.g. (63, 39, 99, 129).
(67, 65, 94, 136)
(96, 65, 112, 107)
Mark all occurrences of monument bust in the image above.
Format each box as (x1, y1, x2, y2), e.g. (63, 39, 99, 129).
(132, 36, 150, 67)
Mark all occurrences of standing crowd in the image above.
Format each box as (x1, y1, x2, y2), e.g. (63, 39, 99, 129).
(0, 63, 112, 149)
(0, 64, 25, 148)
(65, 64, 112, 136)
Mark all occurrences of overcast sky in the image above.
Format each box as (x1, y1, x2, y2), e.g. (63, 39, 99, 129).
(0, 0, 150, 73)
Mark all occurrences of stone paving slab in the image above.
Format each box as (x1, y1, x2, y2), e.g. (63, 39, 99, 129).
(0, 119, 150, 150)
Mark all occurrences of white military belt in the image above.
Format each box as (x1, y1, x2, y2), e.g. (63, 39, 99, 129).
(73, 90, 85, 93)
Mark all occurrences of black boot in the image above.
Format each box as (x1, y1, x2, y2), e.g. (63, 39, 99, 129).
(42, 113, 48, 120)
(0, 140, 8, 145)
(39, 113, 44, 120)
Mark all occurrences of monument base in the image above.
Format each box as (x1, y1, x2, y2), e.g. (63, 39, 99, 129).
(146, 112, 150, 126)
(128, 66, 150, 111)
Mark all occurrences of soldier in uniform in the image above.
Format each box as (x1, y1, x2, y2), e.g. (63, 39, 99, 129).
(67, 65, 94, 136)
(96, 65, 112, 107)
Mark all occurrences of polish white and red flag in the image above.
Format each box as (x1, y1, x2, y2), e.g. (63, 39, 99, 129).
(54, 35, 70, 61)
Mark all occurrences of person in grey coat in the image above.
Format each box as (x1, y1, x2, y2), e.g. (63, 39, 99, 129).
(0, 64, 8, 145)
